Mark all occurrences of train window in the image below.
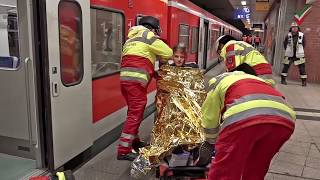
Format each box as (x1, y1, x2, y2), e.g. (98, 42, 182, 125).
(178, 24, 189, 51)
(136, 15, 144, 26)
(191, 27, 199, 53)
(58, 1, 83, 86)
(90, 8, 124, 78)
(0, 7, 21, 70)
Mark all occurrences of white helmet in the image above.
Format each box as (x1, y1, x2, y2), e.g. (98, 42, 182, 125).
(291, 22, 298, 27)
(215, 35, 236, 52)
(215, 35, 226, 52)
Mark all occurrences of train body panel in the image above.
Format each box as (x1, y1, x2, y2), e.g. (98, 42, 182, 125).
(0, 0, 242, 173)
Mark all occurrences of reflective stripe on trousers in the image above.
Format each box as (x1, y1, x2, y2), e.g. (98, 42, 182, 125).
(119, 132, 137, 147)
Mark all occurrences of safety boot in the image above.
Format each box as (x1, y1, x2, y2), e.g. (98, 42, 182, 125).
(132, 140, 149, 152)
(302, 79, 307, 86)
(281, 76, 287, 85)
(117, 150, 139, 161)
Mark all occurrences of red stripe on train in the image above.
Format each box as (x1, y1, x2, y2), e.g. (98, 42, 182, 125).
(92, 74, 156, 123)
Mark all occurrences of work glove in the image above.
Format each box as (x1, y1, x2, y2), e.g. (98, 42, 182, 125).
(195, 141, 215, 167)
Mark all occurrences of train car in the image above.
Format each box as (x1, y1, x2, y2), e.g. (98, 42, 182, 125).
(167, 0, 242, 69)
(0, 0, 241, 177)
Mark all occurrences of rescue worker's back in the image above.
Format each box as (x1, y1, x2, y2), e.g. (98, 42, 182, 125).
(201, 71, 295, 179)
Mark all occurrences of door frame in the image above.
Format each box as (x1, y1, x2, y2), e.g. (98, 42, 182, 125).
(202, 20, 209, 69)
(30, 0, 54, 169)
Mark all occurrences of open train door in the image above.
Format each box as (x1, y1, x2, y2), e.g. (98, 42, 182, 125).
(198, 18, 204, 69)
(198, 18, 209, 69)
(45, 0, 93, 169)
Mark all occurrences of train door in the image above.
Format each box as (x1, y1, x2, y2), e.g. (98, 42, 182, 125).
(202, 21, 209, 69)
(197, 18, 209, 69)
(45, 0, 93, 169)
(0, 0, 44, 178)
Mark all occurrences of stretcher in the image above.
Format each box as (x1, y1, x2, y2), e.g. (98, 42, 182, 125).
(156, 164, 209, 180)
(155, 147, 212, 180)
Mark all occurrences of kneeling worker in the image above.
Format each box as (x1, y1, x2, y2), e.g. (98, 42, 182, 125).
(216, 35, 275, 86)
(200, 71, 295, 179)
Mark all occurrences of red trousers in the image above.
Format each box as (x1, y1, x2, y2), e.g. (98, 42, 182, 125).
(208, 123, 293, 180)
(118, 81, 147, 155)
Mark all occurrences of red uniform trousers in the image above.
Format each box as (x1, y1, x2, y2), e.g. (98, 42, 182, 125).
(117, 81, 147, 155)
(208, 121, 294, 180)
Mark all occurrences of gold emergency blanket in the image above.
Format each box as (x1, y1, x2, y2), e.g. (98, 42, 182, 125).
(131, 65, 206, 179)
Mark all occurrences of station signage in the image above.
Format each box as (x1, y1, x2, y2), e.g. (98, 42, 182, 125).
(234, 8, 250, 20)
(256, 1, 270, 11)
(252, 23, 263, 30)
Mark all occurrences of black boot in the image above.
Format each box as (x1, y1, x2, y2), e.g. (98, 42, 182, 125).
(132, 140, 149, 152)
(281, 76, 287, 85)
(117, 151, 139, 161)
(302, 79, 307, 86)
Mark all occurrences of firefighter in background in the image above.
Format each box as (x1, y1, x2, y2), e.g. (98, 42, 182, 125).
(215, 35, 275, 85)
(199, 71, 295, 179)
(254, 34, 262, 49)
(117, 16, 173, 161)
(246, 34, 253, 45)
(242, 35, 248, 42)
(281, 22, 307, 86)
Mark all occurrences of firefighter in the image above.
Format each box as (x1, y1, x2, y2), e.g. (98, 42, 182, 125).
(215, 35, 275, 86)
(254, 34, 261, 49)
(200, 71, 296, 179)
(242, 35, 247, 42)
(281, 22, 307, 86)
(117, 16, 173, 161)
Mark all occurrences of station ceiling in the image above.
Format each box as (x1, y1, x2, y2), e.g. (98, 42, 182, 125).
(190, 0, 275, 34)
(190, 0, 249, 33)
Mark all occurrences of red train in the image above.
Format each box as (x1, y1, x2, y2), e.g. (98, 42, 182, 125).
(0, 0, 241, 176)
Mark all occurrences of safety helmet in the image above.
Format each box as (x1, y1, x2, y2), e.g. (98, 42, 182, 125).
(291, 22, 298, 27)
(139, 16, 161, 34)
(215, 35, 236, 52)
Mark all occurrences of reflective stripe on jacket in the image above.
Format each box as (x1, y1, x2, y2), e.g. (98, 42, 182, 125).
(220, 40, 274, 85)
(120, 26, 173, 86)
(285, 32, 305, 58)
(201, 71, 296, 143)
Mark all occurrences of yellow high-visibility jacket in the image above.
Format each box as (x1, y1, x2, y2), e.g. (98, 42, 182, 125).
(120, 26, 173, 87)
(220, 40, 274, 85)
(201, 71, 295, 143)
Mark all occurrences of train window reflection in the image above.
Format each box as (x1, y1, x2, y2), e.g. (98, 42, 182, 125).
(0, 56, 20, 70)
(90, 8, 124, 79)
(191, 27, 199, 54)
(58, 0, 83, 86)
(179, 24, 190, 52)
(0, 4, 20, 68)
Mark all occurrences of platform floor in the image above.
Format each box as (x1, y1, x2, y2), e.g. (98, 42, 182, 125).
(74, 67, 320, 180)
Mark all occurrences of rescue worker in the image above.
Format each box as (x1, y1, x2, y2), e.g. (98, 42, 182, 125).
(254, 34, 261, 49)
(117, 16, 173, 161)
(281, 22, 307, 86)
(200, 71, 295, 179)
(246, 34, 253, 45)
(216, 35, 275, 85)
(242, 35, 248, 42)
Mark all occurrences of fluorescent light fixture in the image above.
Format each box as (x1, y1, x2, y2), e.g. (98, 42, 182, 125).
(241, 1, 247, 6)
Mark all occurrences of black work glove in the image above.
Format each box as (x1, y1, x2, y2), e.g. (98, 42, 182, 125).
(195, 141, 215, 167)
(154, 71, 159, 79)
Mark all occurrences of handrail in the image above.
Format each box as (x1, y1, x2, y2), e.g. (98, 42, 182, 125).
(24, 57, 37, 146)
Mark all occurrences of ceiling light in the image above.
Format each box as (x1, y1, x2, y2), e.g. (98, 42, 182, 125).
(241, 1, 247, 6)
